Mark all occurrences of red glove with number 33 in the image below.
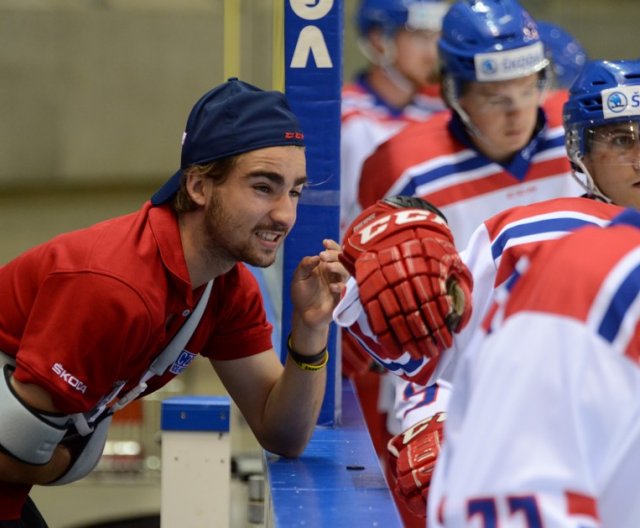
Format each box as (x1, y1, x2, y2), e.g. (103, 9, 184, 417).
(340, 196, 473, 365)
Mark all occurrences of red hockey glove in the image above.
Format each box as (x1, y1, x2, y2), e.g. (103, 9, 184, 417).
(340, 196, 473, 363)
(387, 412, 446, 518)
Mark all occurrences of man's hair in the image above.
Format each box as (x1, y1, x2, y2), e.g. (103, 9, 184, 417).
(172, 155, 238, 214)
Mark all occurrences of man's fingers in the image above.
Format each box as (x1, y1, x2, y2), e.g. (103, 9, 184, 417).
(323, 238, 341, 251)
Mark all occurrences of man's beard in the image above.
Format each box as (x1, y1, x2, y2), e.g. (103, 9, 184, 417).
(203, 191, 281, 269)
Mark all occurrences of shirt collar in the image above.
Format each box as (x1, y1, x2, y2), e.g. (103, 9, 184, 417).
(147, 202, 193, 298)
(610, 208, 640, 230)
(448, 108, 548, 181)
(355, 71, 409, 118)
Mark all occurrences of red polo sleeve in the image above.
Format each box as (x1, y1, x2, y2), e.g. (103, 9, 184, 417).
(12, 271, 153, 413)
(200, 264, 274, 360)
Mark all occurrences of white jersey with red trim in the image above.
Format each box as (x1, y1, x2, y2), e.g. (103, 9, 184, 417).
(430, 209, 640, 528)
(392, 197, 623, 429)
(340, 76, 445, 235)
(333, 198, 624, 428)
(359, 91, 582, 249)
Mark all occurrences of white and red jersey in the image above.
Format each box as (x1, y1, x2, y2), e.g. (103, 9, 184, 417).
(392, 197, 622, 432)
(340, 75, 445, 235)
(333, 198, 624, 427)
(430, 209, 640, 528)
(359, 91, 582, 249)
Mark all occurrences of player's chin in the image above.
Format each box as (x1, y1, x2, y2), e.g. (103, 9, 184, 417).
(495, 136, 527, 156)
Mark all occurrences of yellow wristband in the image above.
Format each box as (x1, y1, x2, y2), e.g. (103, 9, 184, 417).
(287, 333, 329, 371)
(291, 350, 329, 371)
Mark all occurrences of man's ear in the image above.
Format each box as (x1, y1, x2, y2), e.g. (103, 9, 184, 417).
(367, 27, 386, 55)
(185, 168, 207, 207)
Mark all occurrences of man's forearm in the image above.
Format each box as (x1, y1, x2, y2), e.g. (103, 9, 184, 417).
(260, 322, 329, 457)
(262, 361, 326, 457)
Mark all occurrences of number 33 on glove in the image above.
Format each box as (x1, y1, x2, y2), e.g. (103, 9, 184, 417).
(340, 196, 473, 366)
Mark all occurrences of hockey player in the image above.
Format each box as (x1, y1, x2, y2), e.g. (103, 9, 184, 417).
(430, 210, 640, 527)
(340, 6, 450, 519)
(358, 0, 583, 249)
(334, 58, 640, 519)
(346, 3, 581, 521)
(341, 0, 450, 235)
(0, 79, 348, 524)
(346, 0, 580, 520)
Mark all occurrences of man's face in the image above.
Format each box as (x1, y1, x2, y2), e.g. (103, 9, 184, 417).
(393, 28, 441, 87)
(458, 73, 542, 161)
(583, 121, 640, 208)
(204, 146, 307, 268)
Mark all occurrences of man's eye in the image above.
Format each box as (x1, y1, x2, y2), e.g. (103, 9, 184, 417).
(611, 133, 636, 148)
(486, 96, 509, 108)
(255, 184, 272, 193)
(290, 188, 303, 198)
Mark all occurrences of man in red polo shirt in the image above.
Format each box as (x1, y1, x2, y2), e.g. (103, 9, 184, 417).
(0, 78, 347, 526)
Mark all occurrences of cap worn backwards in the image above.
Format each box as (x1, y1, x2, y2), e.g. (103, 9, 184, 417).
(151, 78, 305, 206)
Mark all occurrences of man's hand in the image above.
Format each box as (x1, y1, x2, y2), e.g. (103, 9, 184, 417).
(387, 412, 446, 518)
(340, 196, 473, 364)
(291, 239, 349, 331)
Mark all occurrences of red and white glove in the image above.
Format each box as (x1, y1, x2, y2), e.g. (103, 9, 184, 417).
(340, 196, 473, 365)
(387, 412, 446, 518)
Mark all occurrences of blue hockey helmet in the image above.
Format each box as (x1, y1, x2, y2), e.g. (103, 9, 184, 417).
(537, 20, 588, 89)
(564, 59, 640, 200)
(356, 0, 450, 36)
(564, 59, 640, 160)
(439, 0, 548, 85)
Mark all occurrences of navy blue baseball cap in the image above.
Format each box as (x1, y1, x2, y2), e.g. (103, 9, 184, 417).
(151, 78, 305, 205)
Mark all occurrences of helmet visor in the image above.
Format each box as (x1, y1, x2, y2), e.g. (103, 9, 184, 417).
(585, 120, 640, 166)
(461, 73, 545, 114)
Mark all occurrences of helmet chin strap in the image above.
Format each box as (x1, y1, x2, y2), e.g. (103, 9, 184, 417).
(379, 36, 416, 94)
(572, 155, 613, 203)
(359, 35, 416, 96)
(443, 75, 494, 150)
